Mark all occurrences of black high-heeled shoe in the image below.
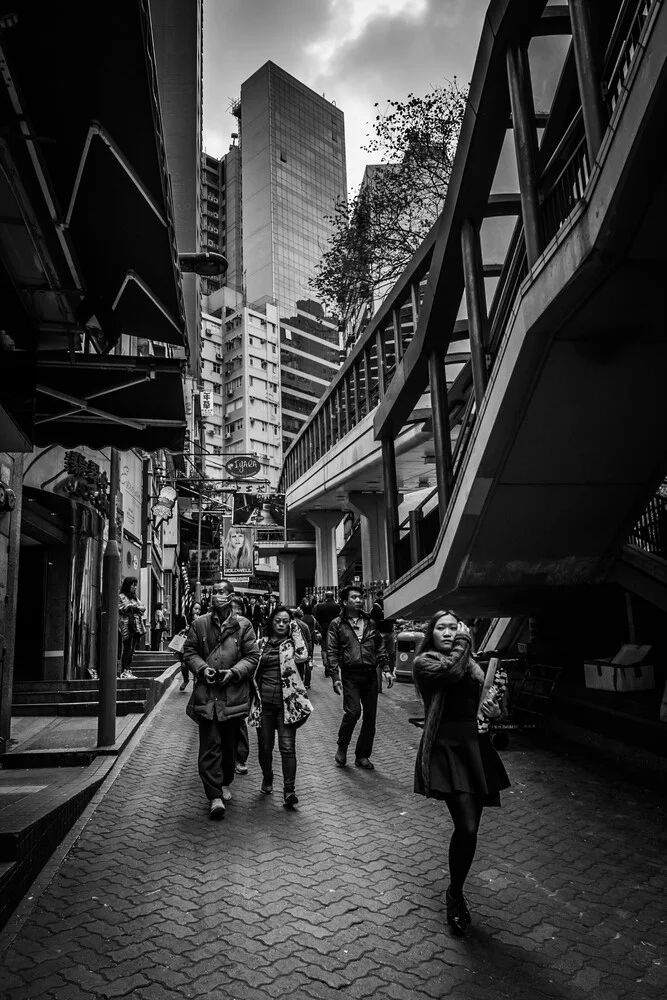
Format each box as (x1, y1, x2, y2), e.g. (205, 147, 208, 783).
(446, 889, 471, 934)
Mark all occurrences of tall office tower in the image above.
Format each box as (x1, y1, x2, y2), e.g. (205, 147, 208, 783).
(150, 0, 203, 379)
(238, 62, 347, 453)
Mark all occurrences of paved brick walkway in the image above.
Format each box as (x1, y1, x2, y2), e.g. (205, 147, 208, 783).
(1, 660, 665, 1000)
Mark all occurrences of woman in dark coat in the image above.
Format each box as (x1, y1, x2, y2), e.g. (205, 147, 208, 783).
(413, 609, 510, 935)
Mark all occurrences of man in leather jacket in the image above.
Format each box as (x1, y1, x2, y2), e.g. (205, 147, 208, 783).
(328, 585, 394, 771)
(183, 579, 259, 819)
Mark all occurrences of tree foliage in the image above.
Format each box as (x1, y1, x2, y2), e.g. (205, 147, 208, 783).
(312, 80, 468, 321)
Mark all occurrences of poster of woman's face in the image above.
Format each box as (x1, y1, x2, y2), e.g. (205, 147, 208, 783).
(223, 526, 254, 574)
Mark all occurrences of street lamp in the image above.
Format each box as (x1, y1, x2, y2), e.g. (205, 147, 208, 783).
(178, 251, 228, 277)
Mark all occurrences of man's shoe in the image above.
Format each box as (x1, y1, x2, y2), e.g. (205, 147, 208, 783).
(283, 791, 299, 809)
(235, 763, 248, 775)
(209, 798, 225, 819)
(334, 748, 347, 767)
(355, 757, 375, 770)
(221, 786, 232, 802)
(179, 681, 188, 692)
(446, 889, 471, 935)
(260, 779, 273, 794)
(120, 670, 137, 679)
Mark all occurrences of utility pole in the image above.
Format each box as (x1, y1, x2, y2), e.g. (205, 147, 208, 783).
(98, 448, 121, 747)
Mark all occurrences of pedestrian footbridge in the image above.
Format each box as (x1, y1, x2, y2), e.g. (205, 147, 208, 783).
(280, 0, 667, 619)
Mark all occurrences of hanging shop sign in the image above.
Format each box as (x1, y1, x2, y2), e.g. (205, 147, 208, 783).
(119, 451, 143, 539)
(200, 390, 213, 417)
(188, 547, 221, 587)
(232, 492, 285, 529)
(224, 456, 261, 479)
(151, 485, 178, 529)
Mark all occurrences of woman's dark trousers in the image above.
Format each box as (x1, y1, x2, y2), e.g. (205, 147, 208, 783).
(257, 706, 296, 792)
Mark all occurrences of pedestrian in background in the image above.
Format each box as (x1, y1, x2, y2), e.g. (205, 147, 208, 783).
(313, 590, 340, 677)
(183, 580, 259, 820)
(118, 576, 146, 679)
(178, 601, 201, 691)
(248, 605, 312, 808)
(328, 585, 394, 771)
(151, 602, 167, 651)
(412, 609, 510, 935)
(229, 593, 253, 775)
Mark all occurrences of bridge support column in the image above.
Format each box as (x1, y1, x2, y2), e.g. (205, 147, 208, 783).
(277, 553, 297, 607)
(349, 493, 388, 586)
(382, 438, 400, 583)
(460, 223, 490, 410)
(306, 511, 344, 589)
(569, 0, 606, 163)
(506, 42, 543, 267)
(428, 349, 454, 518)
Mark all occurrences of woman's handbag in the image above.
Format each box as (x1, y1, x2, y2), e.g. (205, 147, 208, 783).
(168, 630, 187, 653)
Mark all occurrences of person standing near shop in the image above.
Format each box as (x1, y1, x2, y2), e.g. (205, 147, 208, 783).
(328, 585, 394, 771)
(412, 610, 510, 935)
(183, 580, 259, 819)
(313, 590, 340, 677)
(118, 577, 146, 679)
(151, 602, 168, 652)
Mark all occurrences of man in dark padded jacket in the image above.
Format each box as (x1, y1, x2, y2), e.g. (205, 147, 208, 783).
(183, 579, 259, 819)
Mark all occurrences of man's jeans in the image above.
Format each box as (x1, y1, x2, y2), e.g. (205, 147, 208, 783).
(337, 669, 379, 760)
(257, 705, 297, 792)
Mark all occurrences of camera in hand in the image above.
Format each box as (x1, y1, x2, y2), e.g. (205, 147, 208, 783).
(213, 668, 230, 684)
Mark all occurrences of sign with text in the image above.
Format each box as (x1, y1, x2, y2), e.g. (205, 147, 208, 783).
(222, 523, 256, 578)
(224, 456, 261, 478)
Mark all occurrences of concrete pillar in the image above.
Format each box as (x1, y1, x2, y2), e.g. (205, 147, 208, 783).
(348, 493, 388, 585)
(382, 437, 400, 582)
(306, 511, 344, 589)
(506, 43, 543, 267)
(0, 453, 24, 754)
(569, 0, 606, 163)
(277, 553, 297, 607)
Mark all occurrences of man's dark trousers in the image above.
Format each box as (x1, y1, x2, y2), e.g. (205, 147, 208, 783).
(337, 669, 378, 760)
(198, 717, 241, 800)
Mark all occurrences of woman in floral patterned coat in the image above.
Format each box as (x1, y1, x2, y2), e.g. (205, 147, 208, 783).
(248, 605, 313, 808)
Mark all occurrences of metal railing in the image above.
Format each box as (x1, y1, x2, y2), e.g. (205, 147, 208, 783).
(280, 0, 660, 585)
(628, 493, 667, 560)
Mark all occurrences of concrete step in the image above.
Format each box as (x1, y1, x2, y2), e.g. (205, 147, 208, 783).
(13, 686, 148, 705)
(12, 700, 146, 717)
(0, 758, 113, 930)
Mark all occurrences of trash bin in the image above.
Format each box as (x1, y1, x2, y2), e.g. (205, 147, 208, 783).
(395, 631, 423, 682)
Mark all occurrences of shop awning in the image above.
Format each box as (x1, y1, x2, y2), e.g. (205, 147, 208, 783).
(0, 0, 186, 354)
(1, 352, 187, 452)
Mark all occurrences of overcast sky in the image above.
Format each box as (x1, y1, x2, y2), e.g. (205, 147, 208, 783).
(202, 0, 489, 193)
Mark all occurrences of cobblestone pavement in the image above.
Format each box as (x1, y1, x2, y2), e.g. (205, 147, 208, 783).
(1, 659, 665, 1000)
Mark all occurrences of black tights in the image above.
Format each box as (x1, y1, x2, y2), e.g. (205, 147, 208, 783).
(443, 792, 484, 898)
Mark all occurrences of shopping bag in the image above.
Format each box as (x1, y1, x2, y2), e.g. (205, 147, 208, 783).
(168, 631, 187, 653)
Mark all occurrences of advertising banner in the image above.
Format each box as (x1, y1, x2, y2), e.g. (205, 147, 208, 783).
(188, 547, 221, 587)
(222, 521, 256, 579)
(232, 492, 285, 529)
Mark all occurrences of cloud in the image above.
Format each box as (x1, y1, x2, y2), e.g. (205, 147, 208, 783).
(202, 0, 488, 188)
